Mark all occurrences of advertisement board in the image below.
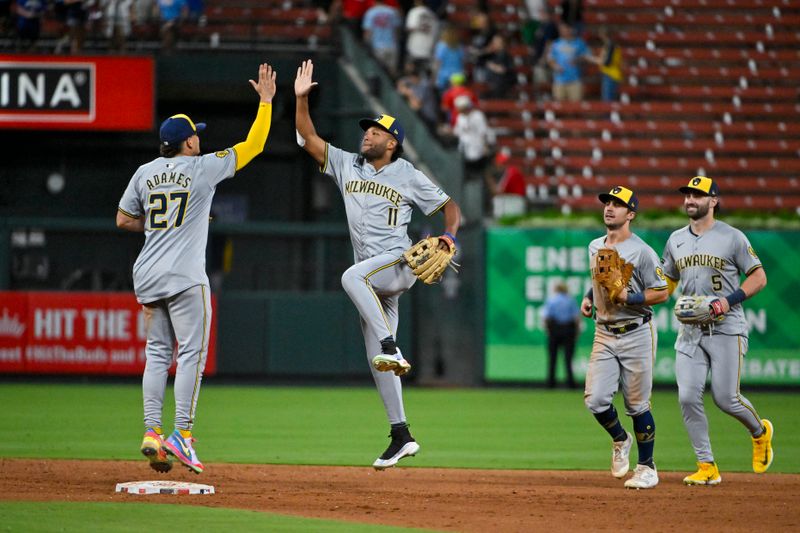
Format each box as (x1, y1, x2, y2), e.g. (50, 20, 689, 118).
(485, 228, 800, 385)
(0, 292, 216, 375)
(0, 55, 154, 130)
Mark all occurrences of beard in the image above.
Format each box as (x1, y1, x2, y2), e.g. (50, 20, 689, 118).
(686, 202, 711, 220)
(604, 220, 624, 230)
(360, 141, 387, 161)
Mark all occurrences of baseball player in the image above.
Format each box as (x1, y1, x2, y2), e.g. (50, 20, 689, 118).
(293, 59, 461, 469)
(116, 63, 277, 474)
(581, 186, 669, 489)
(661, 176, 773, 485)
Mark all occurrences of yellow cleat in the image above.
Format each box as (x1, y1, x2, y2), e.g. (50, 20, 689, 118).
(141, 429, 173, 473)
(683, 462, 721, 485)
(752, 419, 774, 474)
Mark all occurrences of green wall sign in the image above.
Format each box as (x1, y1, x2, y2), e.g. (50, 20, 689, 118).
(486, 227, 800, 385)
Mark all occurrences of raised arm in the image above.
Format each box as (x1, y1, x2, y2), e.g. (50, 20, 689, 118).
(294, 60, 327, 166)
(232, 63, 277, 171)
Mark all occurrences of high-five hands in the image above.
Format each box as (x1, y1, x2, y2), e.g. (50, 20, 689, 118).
(295, 59, 319, 97)
(249, 63, 277, 103)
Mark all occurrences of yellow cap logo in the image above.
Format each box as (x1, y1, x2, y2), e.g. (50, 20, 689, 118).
(610, 186, 633, 204)
(688, 176, 712, 194)
(377, 114, 396, 131)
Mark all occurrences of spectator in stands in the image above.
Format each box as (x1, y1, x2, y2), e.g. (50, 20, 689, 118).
(186, 0, 204, 26)
(157, 0, 187, 54)
(363, 0, 402, 76)
(488, 149, 526, 198)
(404, 0, 439, 73)
(466, 10, 495, 82)
(136, 0, 156, 22)
(54, 0, 87, 54)
(547, 22, 593, 102)
(342, 0, 372, 40)
(453, 94, 495, 187)
(134, 0, 158, 39)
(432, 25, 465, 94)
(560, 0, 584, 36)
(15, 0, 44, 51)
(101, 0, 134, 52)
(440, 72, 478, 131)
(313, 0, 339, 24)
(596, 27, 624, 102)
(397, 63, 439, 130)
(425, 0, 447, 19)
(478, 34, 516, 99)
(527, 2, 559, 66)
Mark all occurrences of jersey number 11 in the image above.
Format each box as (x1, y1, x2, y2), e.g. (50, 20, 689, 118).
(387, 207, 398, 227)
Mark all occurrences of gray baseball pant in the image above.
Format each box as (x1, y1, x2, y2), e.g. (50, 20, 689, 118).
(341, 253, 417, 425)
(676, 333, 763, 463)
(142, 284, 211, 432)
(584, 322, 656, 416)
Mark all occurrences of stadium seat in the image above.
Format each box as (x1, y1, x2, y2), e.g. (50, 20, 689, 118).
(480, 0, 800, 211)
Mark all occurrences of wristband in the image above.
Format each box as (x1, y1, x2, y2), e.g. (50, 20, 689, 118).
(626, 292, 645, 306)
(585, 288, 594, 301)
(725, 288, 746, 307)
(443, 232, 458, 246)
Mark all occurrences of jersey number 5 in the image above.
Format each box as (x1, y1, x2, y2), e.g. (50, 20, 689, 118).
(148, 191, 190, 230)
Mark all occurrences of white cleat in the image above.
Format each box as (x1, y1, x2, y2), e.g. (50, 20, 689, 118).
(372, 348, 411, 376)
(372, 441, 420, 470)
(625, 464, 659, 489)
(612, 432, 633, 478)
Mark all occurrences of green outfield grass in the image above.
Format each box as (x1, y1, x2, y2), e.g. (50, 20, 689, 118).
(1, 383, 797, 531)
(0, 502, 436, 532)
(1, 383, 797, 472)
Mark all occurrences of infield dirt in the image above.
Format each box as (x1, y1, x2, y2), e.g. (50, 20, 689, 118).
(1, 458, 798, 531)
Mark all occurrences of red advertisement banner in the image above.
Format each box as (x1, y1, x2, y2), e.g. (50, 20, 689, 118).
(0, 55, 154, 131)
(0, 292, 216, 376)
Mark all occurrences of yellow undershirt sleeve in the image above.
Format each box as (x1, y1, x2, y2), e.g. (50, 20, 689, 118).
(233, 102, 272, 171)
(666, 276, 678, 295)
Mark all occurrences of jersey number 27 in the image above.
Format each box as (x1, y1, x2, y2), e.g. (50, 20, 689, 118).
(148, 191, 189, 230)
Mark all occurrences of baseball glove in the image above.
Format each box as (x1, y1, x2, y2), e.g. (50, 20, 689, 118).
(403, 235, 458, 285)
(674, 295, 725, 325)
(595, 247, 634, 303)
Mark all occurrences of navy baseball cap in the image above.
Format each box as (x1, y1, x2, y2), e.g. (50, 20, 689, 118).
(159, 114, 206, 146)
(599, 185, 639, 212)
(359, 114, 405, 146)
(679, 176, 720, 196)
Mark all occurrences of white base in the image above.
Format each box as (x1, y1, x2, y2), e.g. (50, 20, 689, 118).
(115, 481, 215, 495)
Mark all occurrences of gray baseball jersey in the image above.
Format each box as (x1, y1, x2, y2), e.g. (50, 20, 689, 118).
(584, 233, 667, 417)
(589, 234, 669, 323)
(323, 142, 449, 426)
(662, 220, 764, 463)
(118, 149, 237, 304)
(322, 144, 450, 262)
(661, 220, 762, 337)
